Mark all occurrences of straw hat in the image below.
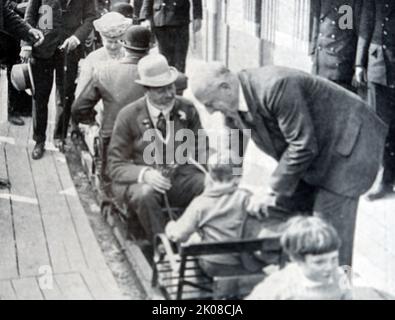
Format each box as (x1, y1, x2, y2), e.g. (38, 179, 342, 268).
(11, 61, 35, 96)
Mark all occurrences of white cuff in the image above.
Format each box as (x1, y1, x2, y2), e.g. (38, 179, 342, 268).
(71, 35, 81, 45)
(22, 46, 32, 51)
(138, 167, 151, 184)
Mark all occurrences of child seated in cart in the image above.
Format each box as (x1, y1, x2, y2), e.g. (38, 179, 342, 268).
(245, 216, 353, 300)
(165, 152, 251, 278)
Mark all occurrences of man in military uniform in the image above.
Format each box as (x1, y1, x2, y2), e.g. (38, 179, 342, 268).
(310, 0, 362, 91)
(356, 0, 395, 200)
(139, 0, 202, 73)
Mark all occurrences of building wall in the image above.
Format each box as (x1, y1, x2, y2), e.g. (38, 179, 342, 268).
(200, 0, 312, 72)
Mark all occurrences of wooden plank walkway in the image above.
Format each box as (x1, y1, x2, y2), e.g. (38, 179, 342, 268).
(0, 69, 123, 300)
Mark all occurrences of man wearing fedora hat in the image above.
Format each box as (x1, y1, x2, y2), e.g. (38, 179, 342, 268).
(20, 0, 96, 160)
(108, 54, 208, 240)
(72, 25, 151, 202)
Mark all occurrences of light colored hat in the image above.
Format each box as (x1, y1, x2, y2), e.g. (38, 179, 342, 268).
(93, 12, 132, 38)
(11, 61, 35, 96)
(135, 54, 179, 87)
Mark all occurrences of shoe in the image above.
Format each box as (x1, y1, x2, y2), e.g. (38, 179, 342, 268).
(32, 143, 45, 160)
(9, 115, 25, 126)
(0, 178, 11, 189)
(366, 183, 394, 201)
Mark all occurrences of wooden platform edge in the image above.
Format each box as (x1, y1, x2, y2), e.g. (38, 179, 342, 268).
(106, 212, 163, 300)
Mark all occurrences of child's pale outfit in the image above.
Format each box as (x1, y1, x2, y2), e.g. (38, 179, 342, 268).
(246, 263, 353, 300)
(166, 182, 251, 277)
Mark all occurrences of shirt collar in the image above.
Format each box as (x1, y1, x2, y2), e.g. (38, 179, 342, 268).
(238, 83, 249, 112)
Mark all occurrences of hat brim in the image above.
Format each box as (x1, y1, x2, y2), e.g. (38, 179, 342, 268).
(135, 67, 179, 87)
(122, 43, 150, 52)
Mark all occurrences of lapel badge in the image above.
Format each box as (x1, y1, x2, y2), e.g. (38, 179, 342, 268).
(178, 110, 187, 121)
(142, 119, 151, 129)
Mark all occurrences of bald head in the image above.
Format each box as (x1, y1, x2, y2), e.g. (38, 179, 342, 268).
(190, 62, 240, 115)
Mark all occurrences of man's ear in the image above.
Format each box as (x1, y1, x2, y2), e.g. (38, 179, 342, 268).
(219, 82, 231, 90)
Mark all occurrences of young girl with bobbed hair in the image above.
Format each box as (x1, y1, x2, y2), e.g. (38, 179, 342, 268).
(246, 216, 353, 300)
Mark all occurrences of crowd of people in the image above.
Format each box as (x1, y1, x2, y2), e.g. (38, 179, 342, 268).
(0, 0, 393, 299)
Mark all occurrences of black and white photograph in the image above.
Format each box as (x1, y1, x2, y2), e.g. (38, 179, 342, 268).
(0, 0, 395, 303)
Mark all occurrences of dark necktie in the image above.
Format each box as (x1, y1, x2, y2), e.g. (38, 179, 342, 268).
(156, 112, 167, 139)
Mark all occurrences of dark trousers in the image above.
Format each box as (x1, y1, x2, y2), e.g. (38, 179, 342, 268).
(31, 49, 80, 143)
(153, 24, 189, 73)
(368, 82, 395, 185)
(99, 134, 112, 201)
(124, 165, 205, 240)
(269, 181, 358, 267)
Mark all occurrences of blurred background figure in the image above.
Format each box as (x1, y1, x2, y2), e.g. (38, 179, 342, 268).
(111, 1, 134, 19)
(21, 0, 96, 160)
(139, 0, 203, 73)
(1, 0, 37, 126)
(310, 0, 362, 92)
(355, 0, 395, 201)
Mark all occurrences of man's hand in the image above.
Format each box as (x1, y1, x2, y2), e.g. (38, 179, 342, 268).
(140, 20, 151, 30)
(29, 28, 44, 47)
(192, 19, 202, 33)
(20, 47, 32, 62)
(247, 190, 278, 220)
(143, 169, 172, 194)
(60, 36, 80, 53)
(354, 66, 367, 86)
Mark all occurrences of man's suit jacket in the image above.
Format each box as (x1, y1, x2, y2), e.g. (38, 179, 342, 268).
(108, 96, 207, 201)
(310, 0, 362, 83)
(24, 0, 96, 59)
(72, 54, 146, 138)
(238, 66, 387, 198)
(356, 0, 395, 87)
(0, 0, 31, 39)
(0, 0, 31, 63)
(140, 0, 202, 27)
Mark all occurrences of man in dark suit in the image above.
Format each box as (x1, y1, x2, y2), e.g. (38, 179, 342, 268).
(72, 26, 151, 201)
(310, 0, 362, 91)
(108, 54, 207, 240)
(21, 0, 96, 160)
(3, 0, 33, 126)
(1, 0, 43, 189)
(355, 0, 395, 200)
(0, 0, 42, 44)
(139, 0, 202, 73)
(191, 63, 388, 267)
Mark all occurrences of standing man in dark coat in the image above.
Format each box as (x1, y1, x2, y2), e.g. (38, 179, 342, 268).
(21, 0, 96, 160)
(310, 0, 362, 91)
(191, 63, 388, 267)
(139, 0, 202, 73)
(0, 0, 42, 43)
(355, 0, 395, 200)
(4, 0, 33, 126)
(1, 0, 43, 189)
